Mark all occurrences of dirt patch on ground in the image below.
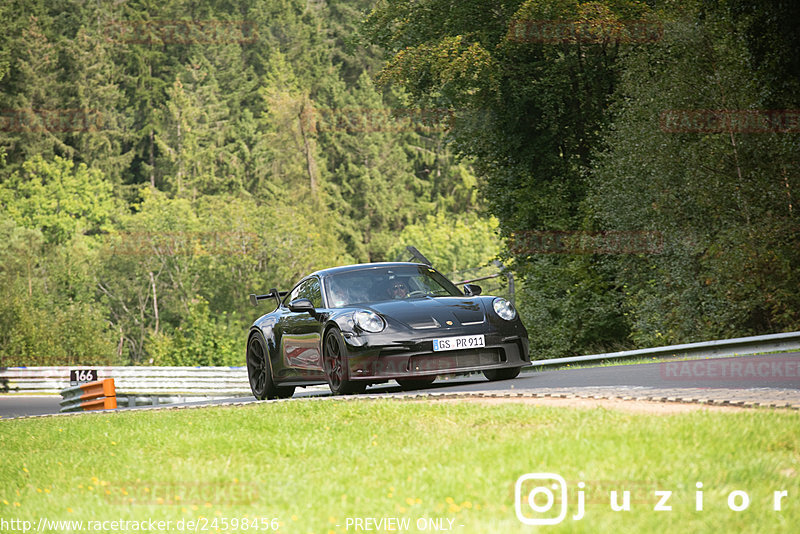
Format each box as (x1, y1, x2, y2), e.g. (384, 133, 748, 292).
(431, 396, 741, 414)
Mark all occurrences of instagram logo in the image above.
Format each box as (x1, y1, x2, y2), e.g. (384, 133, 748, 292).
(515, 473, 569, 525)
(513, 474, 789, 524)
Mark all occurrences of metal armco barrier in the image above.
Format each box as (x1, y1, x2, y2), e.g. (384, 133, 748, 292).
(0, 366, 250, 395)
(115, 393, 247, 407)
(527, 330, 800, 369)
(60, 378, 117, 412)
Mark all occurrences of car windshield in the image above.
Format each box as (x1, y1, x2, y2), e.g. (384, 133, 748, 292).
(324, 265, 463, 308)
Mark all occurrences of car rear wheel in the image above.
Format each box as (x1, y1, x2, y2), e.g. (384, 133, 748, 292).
(396, 377, 436, 390)
(247, 332, 295, 400)
(323, 328, 367, 395)
(483, 367, 522, 381)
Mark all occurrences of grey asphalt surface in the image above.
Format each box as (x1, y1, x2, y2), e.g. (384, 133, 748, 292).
(2, 352, 798, 419)
(0, 396, 64, 419)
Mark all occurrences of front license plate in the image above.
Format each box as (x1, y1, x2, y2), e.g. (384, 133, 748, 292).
(432, 334, 485, 352)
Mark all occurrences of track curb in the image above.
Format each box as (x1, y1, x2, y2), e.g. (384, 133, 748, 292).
(4, 386, 799, 421)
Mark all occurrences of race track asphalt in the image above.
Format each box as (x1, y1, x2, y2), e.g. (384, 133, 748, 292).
(2, 352, 798, 419)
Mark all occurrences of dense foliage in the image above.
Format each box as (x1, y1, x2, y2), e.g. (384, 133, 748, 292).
(0, 0, 491, 365)
(1, 0, 797, 365)
(364, 0, 800, 357)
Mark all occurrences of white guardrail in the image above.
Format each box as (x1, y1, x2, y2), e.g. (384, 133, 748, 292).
(527, 330, 800, 369)
(0, 367, 252, 406)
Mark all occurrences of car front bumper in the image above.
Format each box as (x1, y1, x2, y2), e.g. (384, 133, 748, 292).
(342, 331, 529, 381)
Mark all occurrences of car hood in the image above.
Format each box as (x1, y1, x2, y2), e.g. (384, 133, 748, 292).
(367, 297, 487, 329)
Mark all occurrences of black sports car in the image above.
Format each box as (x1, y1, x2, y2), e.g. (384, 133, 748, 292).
(246, 262, 529, 398)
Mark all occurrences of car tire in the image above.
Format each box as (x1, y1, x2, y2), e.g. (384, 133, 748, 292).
(396, 377, 436, 390)
(323, 328, 367, 395)
(247, 332, 295, 400)
(483, 367, 522, 381)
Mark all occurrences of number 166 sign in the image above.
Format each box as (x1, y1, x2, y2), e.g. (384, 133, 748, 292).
(70, 369, 98, 386)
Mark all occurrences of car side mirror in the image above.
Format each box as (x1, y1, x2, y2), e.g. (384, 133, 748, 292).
(463, 284, 482, 296)
(288, 298, 316, 315)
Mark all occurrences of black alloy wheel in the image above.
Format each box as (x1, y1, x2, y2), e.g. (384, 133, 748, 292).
(246, 332, 295, 400)
(323, 328, 366, 395)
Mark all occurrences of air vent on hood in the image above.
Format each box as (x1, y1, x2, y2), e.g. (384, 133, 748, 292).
(408, 316, 441, 330)
(453, 309, 485, 326)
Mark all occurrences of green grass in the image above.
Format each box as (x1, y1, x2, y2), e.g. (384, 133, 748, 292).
(1, 400, 798, 533)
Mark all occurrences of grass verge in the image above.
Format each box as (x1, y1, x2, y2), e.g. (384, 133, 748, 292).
(1, 399, 798, 533)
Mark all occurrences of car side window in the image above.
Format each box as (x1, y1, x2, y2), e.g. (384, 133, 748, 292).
(286, 282, 304, 305)
(287, 277, 322, 309)
(299, 277, 322, 308)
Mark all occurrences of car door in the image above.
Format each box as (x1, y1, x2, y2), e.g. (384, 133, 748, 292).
(278, 277, 325, 376)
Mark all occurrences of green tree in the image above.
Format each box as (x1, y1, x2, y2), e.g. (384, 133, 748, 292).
(156, 57, 237, 198)
(259, 51, 324, 200)
(0, 215, 115, 366)
(321, 72, 428, 261)
(0, 155, 115, 245)
(147, 296, 241, 366)
(0, 0, 508, 365)
(97, 187, 354, 364)
(64, 25, 133, 188)
(387, 211, 501, 273)
(0, 15, 69, 169)
(590, 5, 800, 345)
(363, 0, 655, 356)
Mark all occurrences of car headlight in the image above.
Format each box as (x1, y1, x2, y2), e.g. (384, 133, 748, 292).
(354, 310, 385, 333)
(492, 298, 517, 321)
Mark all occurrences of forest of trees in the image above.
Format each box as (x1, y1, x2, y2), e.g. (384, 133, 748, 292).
(1, 0, 798, 366)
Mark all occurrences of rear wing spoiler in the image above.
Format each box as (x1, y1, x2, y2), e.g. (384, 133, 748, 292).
(249, 288, 288, 307)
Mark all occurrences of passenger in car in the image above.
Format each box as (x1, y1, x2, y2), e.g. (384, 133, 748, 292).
(329, 281, 353, 308)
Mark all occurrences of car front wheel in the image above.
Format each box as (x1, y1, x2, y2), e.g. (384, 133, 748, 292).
(323, 328, 367, 395)
(483, 367, 522, 381)
(247, 332, 295, 400)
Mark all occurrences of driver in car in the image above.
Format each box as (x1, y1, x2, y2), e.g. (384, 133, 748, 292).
(386, 280, 409, 299)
